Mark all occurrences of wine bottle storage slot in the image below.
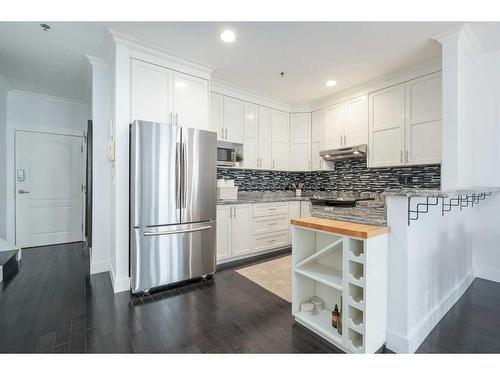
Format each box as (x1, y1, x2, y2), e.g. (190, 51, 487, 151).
(348, 238, 364, 261)
(349, 260, 364, 282)
(348, 328, 364, 352)
(348, 283, 364, 309)
(348, 305, 364, 329)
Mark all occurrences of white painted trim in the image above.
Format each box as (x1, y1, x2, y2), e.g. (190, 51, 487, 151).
(8, 89, 88, 106)
(90, 259, 110, 275)
(86, 54, 109, 68)
(386, 273, 474, 353)
(210, 79, 292, 112)
(310, 59, 442, 111)
(13, 125, 85, 138)
(0, 73, 11, 92)
(432, 23, 466, 44)
(108, 265, 130, 293)
(109, 28, 214, 79)
(475, 268, 500, 284)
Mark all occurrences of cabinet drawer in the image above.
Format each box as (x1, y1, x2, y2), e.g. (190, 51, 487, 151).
(253, 203, 289, 217)
(254, 231, 289, 253)
(253, 215, 289, 235)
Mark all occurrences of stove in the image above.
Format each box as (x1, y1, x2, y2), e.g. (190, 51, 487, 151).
(309, 197, 375, 208)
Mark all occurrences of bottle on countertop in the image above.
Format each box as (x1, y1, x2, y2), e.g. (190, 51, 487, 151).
(331, 304, 339, 328)
(337, 296, 343, 335)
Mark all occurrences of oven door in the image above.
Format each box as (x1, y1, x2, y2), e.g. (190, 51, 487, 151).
(130, 221, 216, 293)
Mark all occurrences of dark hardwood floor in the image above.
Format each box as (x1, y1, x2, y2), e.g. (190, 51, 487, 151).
(2, 242, 500, 353)
(0, 242, 340, 353)
(416, 278, 500, 353)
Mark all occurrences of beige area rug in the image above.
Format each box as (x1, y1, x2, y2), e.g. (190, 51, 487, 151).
(236, 255, 292, 302)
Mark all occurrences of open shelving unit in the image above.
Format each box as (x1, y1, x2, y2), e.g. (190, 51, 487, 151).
(291, 225, 388, 354)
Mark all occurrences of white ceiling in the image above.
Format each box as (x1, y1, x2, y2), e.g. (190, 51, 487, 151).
(0, 21, 469, 104)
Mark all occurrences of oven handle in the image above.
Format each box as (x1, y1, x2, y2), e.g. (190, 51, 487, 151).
(143, 225, 212, 237)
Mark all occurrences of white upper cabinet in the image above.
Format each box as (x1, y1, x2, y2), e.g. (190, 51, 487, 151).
(289, 113, 311, 171)
(324, 104, 344, 150)
(173, 71, 209, 130)
(130, 59, 209, 130)
(271, 110, 290, 170)
(369, 84, 406, 167)
(344, 95, 368, 147)
(368, 71, 442, 168)
(311, 110, 324, 170)
(131, 59, 173, 124)
(210, 92, 224, 138)
(223, 96, 244, 144)
(243, 102, 258, 169)
(258, 106, 273, 169)
(405, 72, 442, 165)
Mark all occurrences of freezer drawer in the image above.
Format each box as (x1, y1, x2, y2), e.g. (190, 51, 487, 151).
(131, 221, 216, 293)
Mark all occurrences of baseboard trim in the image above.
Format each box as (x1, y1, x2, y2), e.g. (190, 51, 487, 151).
(109, 266, 130, 293)
(90, 260, 109, 275)
(386, 272, 474, 353)
(474, 267, 500, 284)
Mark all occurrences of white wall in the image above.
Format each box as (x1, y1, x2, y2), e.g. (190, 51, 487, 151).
(386, 196, 474, 353)
(87, 57, 112, 275)
(0, 76, 8, 240)
(5, 91, 89, 243)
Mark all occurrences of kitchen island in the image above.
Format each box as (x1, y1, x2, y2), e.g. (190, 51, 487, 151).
(291, 216, 389, 353)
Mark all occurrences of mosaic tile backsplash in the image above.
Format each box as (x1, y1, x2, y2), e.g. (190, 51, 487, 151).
(217, 159, 441, 193)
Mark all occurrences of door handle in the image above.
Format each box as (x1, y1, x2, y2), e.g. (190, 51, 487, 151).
(182, 143, 187, 208)
(143, 225, 212, 237)
(175, 142, 181, 209)
(18, 189, 30, 194)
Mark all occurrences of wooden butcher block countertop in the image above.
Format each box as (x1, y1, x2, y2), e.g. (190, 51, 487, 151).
(290, 217, 389, 239)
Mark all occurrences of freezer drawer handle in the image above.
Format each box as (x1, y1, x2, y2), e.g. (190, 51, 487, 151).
(143, 225, 212, 237)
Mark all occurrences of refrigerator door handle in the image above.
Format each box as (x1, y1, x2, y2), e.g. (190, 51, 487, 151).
(143, 225, 212, 237)
(182, 142, 187, 208)
(176, 142, 182, 209)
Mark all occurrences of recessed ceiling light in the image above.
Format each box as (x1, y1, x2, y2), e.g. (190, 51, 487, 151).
(220, 30, 236, 43)
(40, 23, 51, 32)
(326, 80, 337, 87)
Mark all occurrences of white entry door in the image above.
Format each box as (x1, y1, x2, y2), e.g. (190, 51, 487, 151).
(15, 131, 84, 248)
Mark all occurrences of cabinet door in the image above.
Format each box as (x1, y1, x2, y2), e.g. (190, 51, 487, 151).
(324, 104, 344, 150)
(344, 95, 368, 147)
(131, 59, 173, 124)
(311, 110, 324, 170)
(405, 72, 442, 165)
(290, 113, 311, 171)
(271, 110, 290, 170)
(223, 96, 244, 143)
(231, 204, 254, 257)
(288, 202, 301, 243)
(216, 205, 232, 262)
(210, 92, 224, 139)
(173, 71, 209, 130)
(300, 201, 311, 218)
(243, 102, 258, 168)
(258, 106, 272, 169)
(368, 84, 405, 167)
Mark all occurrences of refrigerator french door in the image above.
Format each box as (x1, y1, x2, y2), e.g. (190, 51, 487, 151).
(130, 120, 217, 293)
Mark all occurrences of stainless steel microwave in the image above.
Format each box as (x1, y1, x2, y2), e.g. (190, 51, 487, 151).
(217, 147, 236, 166)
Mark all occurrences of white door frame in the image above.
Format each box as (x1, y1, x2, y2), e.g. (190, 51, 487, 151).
(13, 127, 87, 246)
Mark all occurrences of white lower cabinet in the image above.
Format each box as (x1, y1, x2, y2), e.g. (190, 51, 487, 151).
(216, 204, 252, 263)
(217, 201, 311, 264)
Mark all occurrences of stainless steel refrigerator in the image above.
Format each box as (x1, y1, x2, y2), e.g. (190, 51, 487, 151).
(130, 120, 217, 294)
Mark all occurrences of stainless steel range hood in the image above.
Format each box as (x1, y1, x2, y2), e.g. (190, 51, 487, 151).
(320, 144, 367, 161)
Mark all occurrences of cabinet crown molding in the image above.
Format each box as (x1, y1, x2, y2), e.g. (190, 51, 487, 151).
(109, 28, 215, 77)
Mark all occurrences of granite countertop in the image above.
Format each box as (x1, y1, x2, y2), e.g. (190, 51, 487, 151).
(384, 187, 500, 198)
(310, 205, 387, 226)
(217, 191, 312, 205)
